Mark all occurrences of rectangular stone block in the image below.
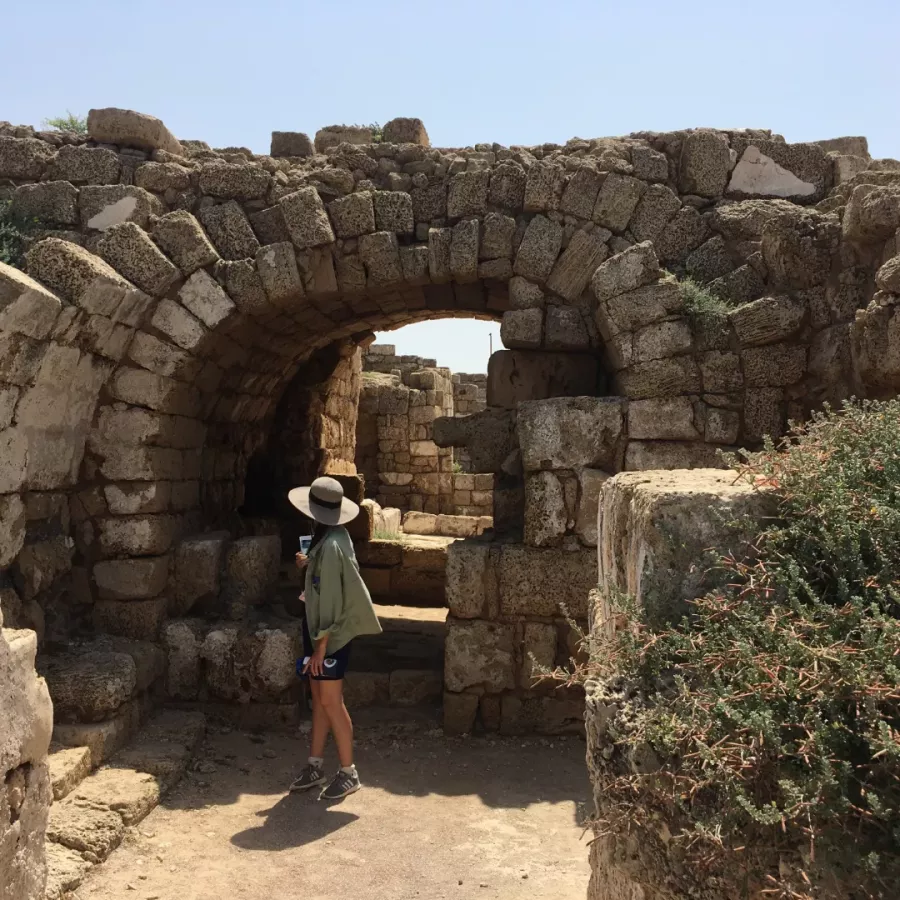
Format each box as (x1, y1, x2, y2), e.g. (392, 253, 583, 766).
(93, 555, 170, 600)
(518, 396, 626, 472)
(486, 350, 600, 409)
(498, 544, 594, 618)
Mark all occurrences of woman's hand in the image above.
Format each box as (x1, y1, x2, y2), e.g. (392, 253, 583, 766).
(304, 646, 326, 677)
(295, 552, 308, 570)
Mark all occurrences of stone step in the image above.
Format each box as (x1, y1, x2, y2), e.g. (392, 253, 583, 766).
(44, 708, 206, 900)
(48, 743, 92, 801)
(343, 668, 443, 709)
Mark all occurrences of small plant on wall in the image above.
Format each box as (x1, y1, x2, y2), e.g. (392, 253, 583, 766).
(42, 111, 88, 133)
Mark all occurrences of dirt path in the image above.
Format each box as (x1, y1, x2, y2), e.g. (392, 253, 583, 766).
(78, 711, 592, 900)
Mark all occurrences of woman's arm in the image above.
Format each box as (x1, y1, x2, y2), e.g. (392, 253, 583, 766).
(311, 541, 345, 640)
(305, 633, 330, 676)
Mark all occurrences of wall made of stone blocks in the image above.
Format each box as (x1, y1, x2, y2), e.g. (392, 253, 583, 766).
(356, 535, 451, 606)
(1, 621, 53, 900)
(443, 539, 591, 736)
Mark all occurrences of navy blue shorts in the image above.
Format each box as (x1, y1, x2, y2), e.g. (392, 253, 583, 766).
(298, 618, 352, 681)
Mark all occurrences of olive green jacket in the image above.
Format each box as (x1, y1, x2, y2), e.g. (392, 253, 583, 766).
(305, 526, 382, 653)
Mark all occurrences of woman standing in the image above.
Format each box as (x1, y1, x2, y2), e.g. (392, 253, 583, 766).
(288, 476, 382, 800)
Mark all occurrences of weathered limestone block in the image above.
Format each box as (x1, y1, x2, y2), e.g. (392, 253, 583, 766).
(69, 766, 161, 826)
(875, 255, 900, 294)
(433, 408, 517, 474)
(560, 166, 603, 220)
(198, 161, 270, 201)
(382, 117, 429, 145)
(486, 350, 599, 409)
(524, 470, 569, 547)
(679, 131, 733, 198)
(480, 212, 516, 261)
(632, 145, 669, 182)
(546, 229, 609, 302)
(624, 441, 727, 471)
(727, 140, 829, 202)
(134, 161, 191, 193)
(256, 241, 303, 304)
(616, 356, 701, 399)
(598, 469, 773, 626)
(198, 201, 260, 260)
(444, 619, 515, 692)
(742, 343, 807, 387)
(629, 184, 680, 242)
(221, 536, 281, 617)
(0, 135, 55, 179)
(488, 163, 526, 212)
(359, 231, 403, 287)
(590, 241, 660, 303)
(761, 208, 840, 290)
(97, 515, 181, 557)
(179, 268, 235, 328)
(25, 239, 129, 304)
(12, 536, 74, 601)
(46, 144, 120, 184)
(93, 597, 168, 641)
(12, 181, 79, 226)
(632, 319, 692, 363)
(498, 544, 594, 617)
(443, 691, 480, 736)
(447, 170, 489, 219)
(162, 620, 201, 699)
(46, 797, 124, 861)
(524, 160, 565, 212)
(449, 218, 479, 282)
(270, 131, 313, 158)
(629, 397, 700, 441)
(518, 397, 626, 472)
(593, 173, 646, 232)
(576, 468, 610, 546)
(87, 107, 182, 155)
(79, 184, 161, 232)
(314, 125, 372, 152)
(445, 541, 495, 619)
(0, 261, 60, 309)
(48, 744, 92, 802)
(520, 622, 558, 689)
(399, 245, 430, 285)
(730, 295, 804, 346)
(743, 387, 784, 441)
(500, 308, 543, 349)
(93, 556, 170, 600)
(843, 184, 900, 245)
(685, 236, 734, 283)
(513, 215, 563, 282)
(427, 226, 451, 283)
(654, 206, 710, 264)
(373, 190, 414, 234)
(151, 210, 219, 275)
(545, 306, 590, 351)
(39, 650, 136, 723)
(97, 222, 180, 296)
(172, 533, 228, 616)
(328, 191, 375, 238)
(150, 297, 207, 351)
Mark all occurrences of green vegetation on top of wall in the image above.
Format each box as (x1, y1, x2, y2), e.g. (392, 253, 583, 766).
(42, 111, 88, 133)
(0, 201, 40, 270)
(574, 400, 900, 899)
(673, 275, 731, 330)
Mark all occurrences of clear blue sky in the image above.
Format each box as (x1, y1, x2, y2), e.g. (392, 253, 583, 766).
(4, 0, 898, 373)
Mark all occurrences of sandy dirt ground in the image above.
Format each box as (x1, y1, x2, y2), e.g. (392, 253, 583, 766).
(77, 710, 592, 900)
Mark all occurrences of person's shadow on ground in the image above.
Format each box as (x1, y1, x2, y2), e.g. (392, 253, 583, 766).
(230, 792, 359, 851)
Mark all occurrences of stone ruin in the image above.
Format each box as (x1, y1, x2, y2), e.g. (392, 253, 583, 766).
(356, 343, 494, 533)
(2, 107, 900, 898)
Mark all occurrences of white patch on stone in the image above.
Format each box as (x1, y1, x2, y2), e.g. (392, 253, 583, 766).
(727, 145, 816, 198)
(87, 196, 139, 231)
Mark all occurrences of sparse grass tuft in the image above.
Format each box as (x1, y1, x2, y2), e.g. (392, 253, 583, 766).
(42, 111, 88, 134)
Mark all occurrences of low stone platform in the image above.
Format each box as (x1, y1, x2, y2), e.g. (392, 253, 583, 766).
(44, 708, 205, 900)
(356, 534, 455, 606)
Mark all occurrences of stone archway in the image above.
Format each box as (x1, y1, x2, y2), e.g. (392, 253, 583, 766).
(2, 108, 899, 750)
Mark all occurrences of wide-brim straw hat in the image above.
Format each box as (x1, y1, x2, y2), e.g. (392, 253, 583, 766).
(288, 476, 359, 526)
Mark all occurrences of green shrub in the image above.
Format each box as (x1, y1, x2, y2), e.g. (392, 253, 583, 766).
(0, 201, 39, 269)
(579, 400, 900, 899)
(676, 276, 730, 329)
(42, 111, 87, 134)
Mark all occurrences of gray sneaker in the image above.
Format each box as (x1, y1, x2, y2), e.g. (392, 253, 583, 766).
(290, 764, 326, 793)
(319, 768, 361, 801)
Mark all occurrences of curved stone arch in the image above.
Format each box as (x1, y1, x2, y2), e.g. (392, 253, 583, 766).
(2, 111, 898, 644)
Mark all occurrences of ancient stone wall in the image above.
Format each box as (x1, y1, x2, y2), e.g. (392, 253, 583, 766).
(355, 343, 493, 518)
(1, 615, 53, 900)
(2, 107, 900, 751)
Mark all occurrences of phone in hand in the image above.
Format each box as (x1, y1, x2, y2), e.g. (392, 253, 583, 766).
(299, 535, 312, 555)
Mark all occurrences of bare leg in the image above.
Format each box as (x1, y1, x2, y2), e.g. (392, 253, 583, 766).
(318, 680, 353, 768)
(308, 679, 330, 760)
